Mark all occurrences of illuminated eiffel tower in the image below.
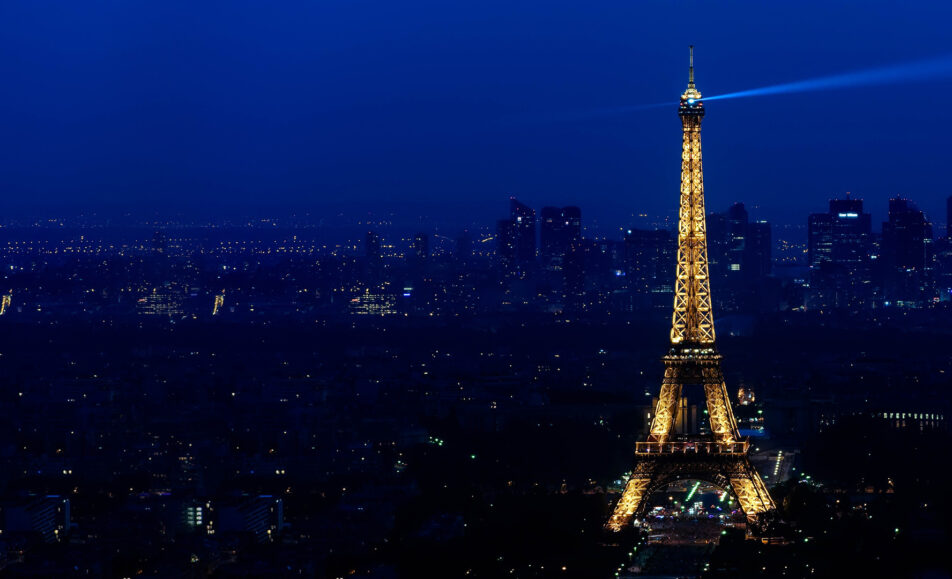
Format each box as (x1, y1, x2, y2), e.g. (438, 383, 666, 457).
(605, 47, 776, 532)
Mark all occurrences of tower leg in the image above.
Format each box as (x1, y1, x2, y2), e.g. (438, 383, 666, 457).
(728, 461, 776, 523)
(703, 366, 740, 444)
(648, 366, 682, 443)
(606, 470, 653, 531)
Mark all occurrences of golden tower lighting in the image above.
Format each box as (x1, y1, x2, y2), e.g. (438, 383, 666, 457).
(606, 47, 777, 533)
(212, 290, 225, 316)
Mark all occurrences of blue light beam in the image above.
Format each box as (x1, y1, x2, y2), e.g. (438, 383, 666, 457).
(703, 53, 952, 102)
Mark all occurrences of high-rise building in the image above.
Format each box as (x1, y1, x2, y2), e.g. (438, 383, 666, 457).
(216, 495, 284, 544)
(365, 231, 381, 261)
(881, 198, 933, 305)
(946, 194, 951, 239)
(746, 220, 772, 280)
(706, 212, 728, 284)
(623, 229, 675, 297)
(496, 219, 515, 266)
(510, 198, 536, 264)
(455, 230, 473, 260)
(807, 195, 873, 309)
(725, 202, 748, 279)
(137, 284, 185, 317)
(707, 203, 772, 311)
(413, 233, 429, 260)
(3, 495, 71, 543)
(497, 198, 536, 277)
(540, 206, 581, 269)
(934, 236, 952, 302)
(152, 230, 167, 254)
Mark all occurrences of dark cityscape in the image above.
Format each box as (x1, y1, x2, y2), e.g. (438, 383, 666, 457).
(1, 1, 952, 578)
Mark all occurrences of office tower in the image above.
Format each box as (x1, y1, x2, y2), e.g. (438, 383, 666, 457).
(807, 195, 873, 309)
(510, 197, 536, 264)
(4, 495, 71, 543)
(947, 194, 952, 239)
(365, 231, 381, 261)
(881, 198, 933, 305)
(455, 229, 473, 260)
(746, 220, 772, 281)
(725, 202, 748, 281)
(624, 229, 675, 296)
(152, 230, 167, 254)
(497, 198, 536, 277)
(540, 206, 582, 269)
(413, 233, 429, 260)
(217, 495, 284, 544)
(706, 211, 728, 285)
(707, 204, 772, 311)
(496, 219, 515, 266)
(934, 236, 952, 301)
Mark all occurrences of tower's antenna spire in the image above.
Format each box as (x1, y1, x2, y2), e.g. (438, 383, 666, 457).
(688, 45, 695, 89)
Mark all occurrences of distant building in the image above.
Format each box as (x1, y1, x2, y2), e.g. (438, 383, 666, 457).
(2, 495, 70, 543)
(496, 219, 515, 267)
(935, 237, 952, 302)
(152, 230, 167, 254)
(807, 195, 873, 310)
(137, 285, 185, 317)
(947, 194, 952, 239)
(881, 198, 933, 306)
(413, 233, 429, 260)
(350, 286, 397, 315)
(365, 231, 381, 261)
(539, 206, 581, 269)
(455, 230, 473, 260)
(510, 198, 536, 264)
(725, 202, 748, 283)
(746, 220, 772, 281)
(497, 198, 536, 277)
(707, 203, 772, 311)
(216, 495, 284, 544)
(623, 229, 674, 302)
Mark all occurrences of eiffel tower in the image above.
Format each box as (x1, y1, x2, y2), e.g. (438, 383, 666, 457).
(605, 47, 777, 533)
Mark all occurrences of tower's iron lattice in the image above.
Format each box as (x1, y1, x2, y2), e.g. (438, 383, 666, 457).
(606, 47, 777, 532)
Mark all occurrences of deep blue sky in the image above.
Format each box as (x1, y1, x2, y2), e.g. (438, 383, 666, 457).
(1, 1, 951, 232)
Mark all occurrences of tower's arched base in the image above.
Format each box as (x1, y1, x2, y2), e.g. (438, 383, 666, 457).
(606, 450, 775, 532)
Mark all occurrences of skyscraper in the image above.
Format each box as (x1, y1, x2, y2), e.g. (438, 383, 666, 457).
(365, 231, 381, 261)
(623, 228, 675, 299)
(497, 198, 536, 277)
(725, 202, 748, 280)
(510, 197, 536, 265)
(455, 229, 473, 261)
(413, 233, 429, 260)
(746, 220, 772, 281)
(947, 194, 951, 239)
(152, 230, 167, 255)
(365, 231, 383, 282)
(881, 198, 933, 305)
(496, 219, 515, 265)
(706, 211, 728, 285)
(707, 203, 772, 311)
(540, 206, 582, 269)
(807, 195, 873, 309)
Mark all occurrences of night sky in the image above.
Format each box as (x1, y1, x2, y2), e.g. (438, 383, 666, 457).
(2, 1, 951, 231)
